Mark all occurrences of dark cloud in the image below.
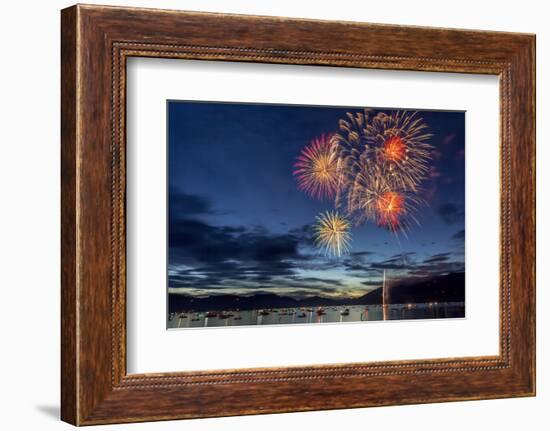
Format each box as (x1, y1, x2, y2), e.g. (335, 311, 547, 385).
(350, 251, 375, 257)
(452, 229, 465, 241)
(345, 251, 463, 283)
(169, 218, 315, 289)
(288, 224, 316, 246)
(291, 277, 346, 288)
(423, 252, 451, 264)
(169, 188, 216, 218)
(437, 203, 465, 224)
(406, 252, 464, 278)
(361, 280, 383, 287)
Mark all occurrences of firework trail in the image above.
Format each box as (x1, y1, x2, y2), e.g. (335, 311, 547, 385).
(313, 211, 352, 257)
(294, 134, 340, 200)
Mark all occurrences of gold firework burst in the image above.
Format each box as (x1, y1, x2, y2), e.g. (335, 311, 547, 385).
(294, 134, 340, 200)
(313, 211, 352, 257)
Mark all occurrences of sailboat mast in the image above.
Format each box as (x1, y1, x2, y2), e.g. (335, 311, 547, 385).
(382, 270, 386, 307)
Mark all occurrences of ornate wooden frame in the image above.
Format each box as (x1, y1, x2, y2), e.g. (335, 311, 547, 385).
(61, 4, 535, 425)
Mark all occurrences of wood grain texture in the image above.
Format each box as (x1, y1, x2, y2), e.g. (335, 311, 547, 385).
(60, 5, 78, 425)
(60, 4, 536, 425)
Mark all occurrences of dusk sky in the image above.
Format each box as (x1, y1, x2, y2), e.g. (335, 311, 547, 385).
(167, 101, 465, 299)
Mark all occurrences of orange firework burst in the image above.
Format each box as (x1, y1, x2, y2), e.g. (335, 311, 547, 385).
(344, 163, 422, 234)
(376, 191, 405, 231)
(313, 211, 352, 257)
(367, 111, 433, 191)
(294, 134, 340, 200)
(383, 136, 407, 162)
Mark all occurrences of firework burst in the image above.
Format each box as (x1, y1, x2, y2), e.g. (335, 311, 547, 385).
(332, 110, 433, 193)
(329, 109, 433, 235)
(365, 111, 433, 191)
(313, 211, 352, 257)
(376, 191, 406, 232)
(294, 134, 340, 200)
(345, 163, 423, 234)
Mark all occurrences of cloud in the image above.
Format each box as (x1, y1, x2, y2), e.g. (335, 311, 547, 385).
(169, 188, 233, 219)
(168, 218, 465, 298)
(422, 252, 451, 264)
(452, 229, 465, 241)
(437, 203, 465, 224)
(361, 280, 383, 287)
(346, 251, 463, 282)
(169, 188, 216, 218)
(350, 251, 375, 257)
(168, 218, 316, 290)
(406, 252, 464, 278)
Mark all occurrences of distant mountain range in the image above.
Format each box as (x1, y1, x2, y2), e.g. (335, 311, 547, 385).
(168, 271, 465, 312)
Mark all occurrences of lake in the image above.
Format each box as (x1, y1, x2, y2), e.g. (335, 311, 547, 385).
(167, 302, 465, 329)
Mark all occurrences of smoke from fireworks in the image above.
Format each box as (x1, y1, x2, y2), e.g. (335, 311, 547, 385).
(293, 134, 340, 200)
(313, 211, 352, 257)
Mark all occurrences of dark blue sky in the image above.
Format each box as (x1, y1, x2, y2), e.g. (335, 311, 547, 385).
(168, 101, 465, 299)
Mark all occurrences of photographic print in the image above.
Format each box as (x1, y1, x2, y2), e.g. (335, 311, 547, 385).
(167, 101, 465, 329)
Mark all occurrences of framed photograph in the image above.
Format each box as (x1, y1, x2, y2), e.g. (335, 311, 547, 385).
(61, 4, 535, 425)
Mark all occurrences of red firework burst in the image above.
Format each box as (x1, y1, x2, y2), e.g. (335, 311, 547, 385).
(376, 191, 405, 231)
(294, 134, 340, 200)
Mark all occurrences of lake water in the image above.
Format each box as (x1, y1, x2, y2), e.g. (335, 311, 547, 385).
(167, 302, 465, 329)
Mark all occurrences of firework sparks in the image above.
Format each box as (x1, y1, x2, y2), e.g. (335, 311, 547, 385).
(376, 191, 406, 231)
(383, 135, 407, 162)
(366, 111, 434, 191)
(345, 163, 422, 234)
(313, 211, 352, 257)
(294, 134, 340, 200)
(329, 109, 433, 235)
(332, 110, 433, 193)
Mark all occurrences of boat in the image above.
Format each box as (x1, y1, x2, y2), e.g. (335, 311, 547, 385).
(205, 311, 217, 318)
(179, 313, 187, 318)
(340, 308, 350, 316)
(258, 309, 270, 316)
(297, 312, 307, 318)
